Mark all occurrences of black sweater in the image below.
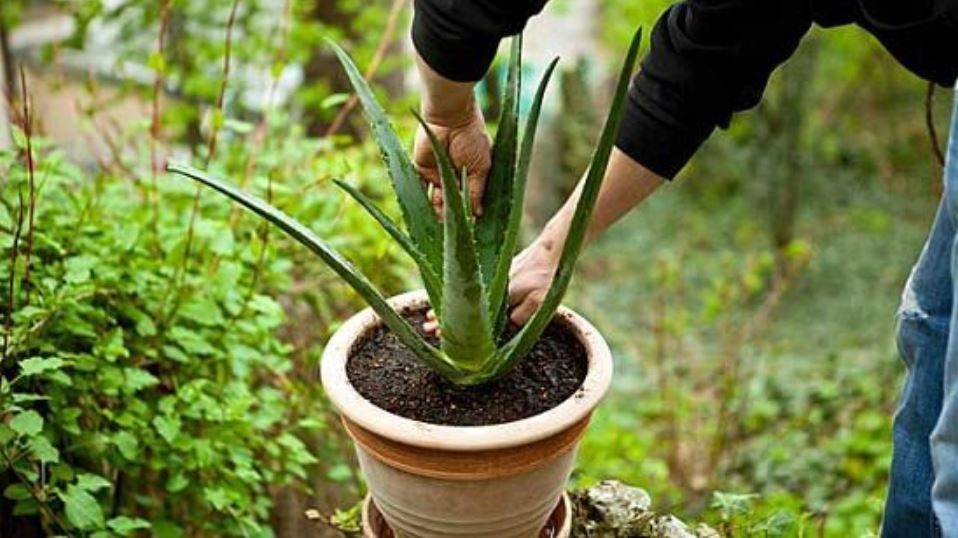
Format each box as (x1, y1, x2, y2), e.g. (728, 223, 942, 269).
(412, 0, 958, 179)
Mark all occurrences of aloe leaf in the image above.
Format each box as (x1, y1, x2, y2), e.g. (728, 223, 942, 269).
(167, 163, 462, 380)
(460, 166, 472, 225)
(333, 179, 443, 314)
(483, 27, 643, 382)
(488, 57, 559, 335)
(414, 115, 496, 372)
(326, 39, 443, 274)
(475, 35, 521, 294)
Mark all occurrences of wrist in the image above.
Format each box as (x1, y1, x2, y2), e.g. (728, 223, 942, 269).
(416, 50, 478, 127)
(421, 93, 478, 128)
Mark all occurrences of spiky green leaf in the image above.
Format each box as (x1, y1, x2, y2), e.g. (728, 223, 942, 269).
(488, 57, 559, 334)
(166, 163, 461, 379)
(326, 39, 443, 274)
(475, 35, 521, 293)
(415, 115, 496, 371)
(485, 28, 643, 382)
(334, 179, 443, 313)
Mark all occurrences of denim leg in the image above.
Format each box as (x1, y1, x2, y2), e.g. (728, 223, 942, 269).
(882, 199, 952, 537)
(932, 87, 958, 538)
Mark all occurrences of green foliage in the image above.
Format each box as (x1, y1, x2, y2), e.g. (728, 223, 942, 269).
(418, 117, 497, 371)
(488, 29, 641, 379)
(167, 161, 459, 379)
(489, 55, 560, 333)
(58, 0, 408, 139)
(569, 99, 926, 536)
(6, 0, 952, 534)
(170, 29, 642, 386)
(572, 3, 951, 534)
(476, 36, 522, 299)
(0, 141, 293, 535)
(0, 113, 405, 533)
(327, 38, 443, 302)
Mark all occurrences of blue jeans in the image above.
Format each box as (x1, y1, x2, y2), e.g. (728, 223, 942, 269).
(883, 87, 958, 538)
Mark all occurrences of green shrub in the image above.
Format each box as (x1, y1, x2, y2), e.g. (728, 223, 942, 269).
(0, 116, 406, 535)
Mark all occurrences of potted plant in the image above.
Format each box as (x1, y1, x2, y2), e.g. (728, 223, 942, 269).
(169, 27, 641, 537)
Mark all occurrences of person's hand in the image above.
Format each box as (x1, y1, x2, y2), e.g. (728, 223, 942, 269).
(413, 103, 491, 216)
(507, 236, 563, 325)
(423, 236, 559, 334)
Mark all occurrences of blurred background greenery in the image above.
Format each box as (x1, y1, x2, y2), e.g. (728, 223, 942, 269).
(0, 0, 953, 536)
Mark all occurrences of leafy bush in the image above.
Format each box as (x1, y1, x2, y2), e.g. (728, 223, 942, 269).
(570, 161, 915, 535)
(0, 114, 407, 534)
(55, 0, 409, 138)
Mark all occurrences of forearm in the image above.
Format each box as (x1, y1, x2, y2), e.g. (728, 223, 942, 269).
(416, 51, 478, 126)
(539, 148, 664, 252)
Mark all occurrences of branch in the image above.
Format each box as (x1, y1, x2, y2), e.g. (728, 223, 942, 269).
(323, 0, 406, 138)
(18, 67, 36, 302)
(160, 0, 241, 326)
(205, 0, 242, 163)
(0, 446, 71, 534)
(150, 0, 172, 201)
(2, 187, 24, 363)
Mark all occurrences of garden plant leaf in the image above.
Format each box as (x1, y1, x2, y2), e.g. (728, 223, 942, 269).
(169, 29, 642, 385)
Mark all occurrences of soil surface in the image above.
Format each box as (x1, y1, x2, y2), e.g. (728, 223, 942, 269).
(346, 308, 588, 426)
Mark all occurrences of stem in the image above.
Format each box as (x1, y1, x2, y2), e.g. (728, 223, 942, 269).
(73, 96, 136, 177)
(225, 0, 290, 228)
(205, 0, 241, 162)
(706, 261, 798, 487)
(229, 171, 273, 324)
(18, 67, 35, 302)
(161, 0, 240, 325)
(2, 188, 24, 363)
(323, 0, 406, 138)
(111, 469, 125, 517)
(0, 446, 70, 534)
(652, 288, 684, 488)
(150, 0, 172, 226)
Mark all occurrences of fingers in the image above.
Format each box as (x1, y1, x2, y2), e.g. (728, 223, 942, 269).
(414, 162, 444, 217)
(423, 309, 440, 335)
(509, 291, 542, 326)
(507, 271, 541, 327)
(431, 187, 443, 217)
(506, 242, 556, 326)
(424, 292, 540, 329)
(468, 171, 485, 217)
(508, 274, 542, 326)
(414, 120, 490, 218)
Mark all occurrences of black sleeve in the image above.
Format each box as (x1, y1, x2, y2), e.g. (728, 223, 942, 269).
(412, 0, 548, 82)
(618, 0, 813, 179)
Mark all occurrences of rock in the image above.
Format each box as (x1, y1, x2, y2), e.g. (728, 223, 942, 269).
(570, 480, 721, 538)
(698, 522, 722, 536)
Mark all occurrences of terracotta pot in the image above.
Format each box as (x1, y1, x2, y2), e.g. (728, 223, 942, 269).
(360, 492, 572, 538)
(321, 290, 613, 538)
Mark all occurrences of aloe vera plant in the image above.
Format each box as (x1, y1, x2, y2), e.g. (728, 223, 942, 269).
(168, 28, 642, 386)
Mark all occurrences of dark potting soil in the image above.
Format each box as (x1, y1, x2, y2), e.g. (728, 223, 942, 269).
(345, 307, 588, 426)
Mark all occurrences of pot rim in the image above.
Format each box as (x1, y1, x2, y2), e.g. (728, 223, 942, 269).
(320, 290, 613, 452)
